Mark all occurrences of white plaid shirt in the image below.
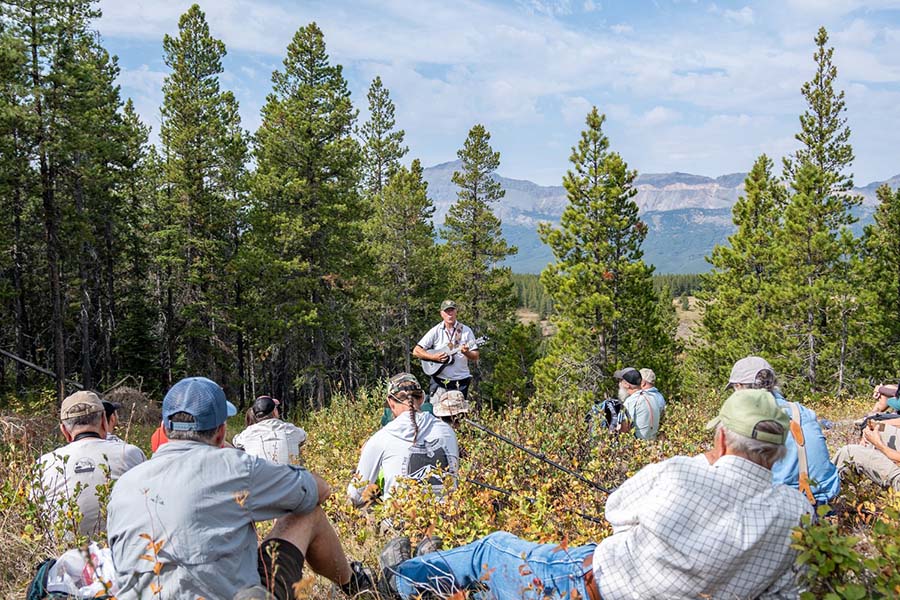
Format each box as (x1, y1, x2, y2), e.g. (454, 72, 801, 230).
(593, 454, 812, 600)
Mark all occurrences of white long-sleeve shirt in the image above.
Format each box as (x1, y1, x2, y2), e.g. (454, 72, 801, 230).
(348, 411, 459, 506)
(232, 419, 307, 465)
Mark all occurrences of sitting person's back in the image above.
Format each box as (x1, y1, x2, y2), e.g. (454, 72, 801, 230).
(233, 395, 307, 464)
(596, 452, 810, 598)
(348, 373, 458, 507)
(726, 356, 840, 504)
(37, 391, 145, 539)
(109, 377, 371, 600)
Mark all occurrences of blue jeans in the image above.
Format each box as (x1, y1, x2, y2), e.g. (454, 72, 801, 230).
(394, 532, 596, 599)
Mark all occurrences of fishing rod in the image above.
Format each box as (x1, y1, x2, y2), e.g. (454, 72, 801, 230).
(466, 478, 605, 524)
(463, 418, 617, 494)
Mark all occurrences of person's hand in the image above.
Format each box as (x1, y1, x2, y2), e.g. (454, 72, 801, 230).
(434, 351, 449, 362)
(863, 426, 883, 449)
(461, 344, 470, 354)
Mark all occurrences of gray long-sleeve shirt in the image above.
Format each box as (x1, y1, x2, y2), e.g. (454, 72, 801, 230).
(108, 440, 318, 599)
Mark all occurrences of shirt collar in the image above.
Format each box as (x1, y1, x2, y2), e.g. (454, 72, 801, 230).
(712, 454, 774, 485)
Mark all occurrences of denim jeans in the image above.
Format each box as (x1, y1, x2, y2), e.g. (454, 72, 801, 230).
(394, 531, 596, 599)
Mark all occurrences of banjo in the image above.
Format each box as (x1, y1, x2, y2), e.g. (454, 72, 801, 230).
(420, 336, 489, 377)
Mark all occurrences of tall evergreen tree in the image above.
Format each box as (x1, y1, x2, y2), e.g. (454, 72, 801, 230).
(698, 155, 787, 383)
(0, 15, 36, 390)
(157, 4, 246, 385)
(362, 160, 444, 374)
(443, 124, 517, 336)
(858, 185, 900, 377)
(534, 107, 676, 400)
(776, 27, 860, 393)
(359, 76, 406, 198)
(248, 22, 361, 407)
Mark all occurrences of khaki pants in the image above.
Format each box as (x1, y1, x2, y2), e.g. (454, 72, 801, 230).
(833, 444, 900, 491)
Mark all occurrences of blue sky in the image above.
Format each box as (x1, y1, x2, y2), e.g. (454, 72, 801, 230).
(97, 0, 900, 186)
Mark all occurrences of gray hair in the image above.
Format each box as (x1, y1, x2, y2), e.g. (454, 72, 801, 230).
(718, 423, 787, 469)
(165, 412, 219, 443)
(61, 410, 103, 431)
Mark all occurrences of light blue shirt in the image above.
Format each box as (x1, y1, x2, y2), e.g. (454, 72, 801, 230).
(108, 440, 319, 599)
(643, 386, 667, 415)
(771, 391, 840, 503)
(624, 390, 661, 440)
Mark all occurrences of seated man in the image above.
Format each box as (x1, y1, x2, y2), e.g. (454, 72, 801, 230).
(108, 377, 372, 600)
(639, 367, 666, 419)
(103, 400, 124, 442)
(381, 390, 811, 600)
(615, 367, 660, 440)
(726, 356, 840, 505)
(37, 391, 145, 539)
(833, 420, 900, 492)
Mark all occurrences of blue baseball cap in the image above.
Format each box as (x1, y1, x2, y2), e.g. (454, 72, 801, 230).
(162, 377, 237, 431)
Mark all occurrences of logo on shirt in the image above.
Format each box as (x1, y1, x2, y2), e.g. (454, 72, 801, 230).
(404, 439, 450, 486)
(73, 457, 97, 474)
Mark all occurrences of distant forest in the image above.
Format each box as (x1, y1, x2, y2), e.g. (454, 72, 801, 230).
(513, 273, 702, 316)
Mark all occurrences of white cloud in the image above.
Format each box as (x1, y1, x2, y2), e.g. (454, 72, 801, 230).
(583, 0, 600, 12)
(640, 106, 681, 126)
(724, 6, 754, 25)
(96, 0, 900, 184)
(560, 96, 593, 124)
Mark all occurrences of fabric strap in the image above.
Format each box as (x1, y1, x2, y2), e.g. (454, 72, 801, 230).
(789, 402, 815, 504)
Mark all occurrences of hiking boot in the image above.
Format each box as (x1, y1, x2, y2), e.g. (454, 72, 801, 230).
(414, 535, 443, 557)
(377, 536, 411, 599)
(341, 561, 377, 598)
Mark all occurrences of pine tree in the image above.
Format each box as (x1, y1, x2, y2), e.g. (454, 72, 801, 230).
(534, 107, 677, 400)
(157, 4, 245, 384)
(443, 124, 517, 335)
(0, 15, 36, 389)
(698, 155, 787, 383)
(359, 76, 407, 197)
(855, 184, 900, 378)
(362, 160, 444, 375)
(776, 27, 861, 393)
(248, 22, 361, 407)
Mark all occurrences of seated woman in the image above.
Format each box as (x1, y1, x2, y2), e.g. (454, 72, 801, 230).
(233, 395, 307, 465)
(348, 373, 459, 507)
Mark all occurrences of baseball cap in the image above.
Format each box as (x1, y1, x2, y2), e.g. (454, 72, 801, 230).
(102, 400, 122, 420)
(162, 377, 237, 431)
(440, 300, 457, 311)
(639, 368, 656, 385)
(252, 395, 280, 417)
(726, 356, 774, 389)
(388, 373, 423, 396)
(613, 367, 642, 386)
(705, 389, 789, 445)
(433, 390, 470, 417)
(60, 391, 105, 421)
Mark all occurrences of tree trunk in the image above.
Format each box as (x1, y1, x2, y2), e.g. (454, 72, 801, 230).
(31, 12, 65, 402)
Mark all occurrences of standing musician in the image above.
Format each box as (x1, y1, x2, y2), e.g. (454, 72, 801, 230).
(413, 300, 479, 399)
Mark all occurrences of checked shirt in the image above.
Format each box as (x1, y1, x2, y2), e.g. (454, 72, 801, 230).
(593, 454, 812, 600)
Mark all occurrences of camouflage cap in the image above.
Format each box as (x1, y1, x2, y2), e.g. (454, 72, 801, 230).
(388, 372, 423, 396)
(440, 299, 457, 311)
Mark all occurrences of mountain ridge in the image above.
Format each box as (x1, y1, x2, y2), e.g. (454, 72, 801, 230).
(422, 161, 895, 274)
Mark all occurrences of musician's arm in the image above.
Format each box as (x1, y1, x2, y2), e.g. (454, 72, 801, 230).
(462, 348, 479, 361)
(414, 344, 447, 362)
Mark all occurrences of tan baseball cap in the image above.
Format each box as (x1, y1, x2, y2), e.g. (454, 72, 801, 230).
(60, 390, 105, 421)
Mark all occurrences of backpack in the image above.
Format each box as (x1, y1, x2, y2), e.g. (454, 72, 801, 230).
(589, 398, 632, 435)
(25, 558, 70, 600)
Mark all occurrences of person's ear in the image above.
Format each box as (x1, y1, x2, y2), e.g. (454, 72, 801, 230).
(714, 427, 728, 457)
(60, 423, 74, 442)
(100, 413, 109, 435)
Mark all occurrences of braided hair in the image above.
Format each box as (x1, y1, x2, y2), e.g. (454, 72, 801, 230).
(751, 369, 777, 392)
